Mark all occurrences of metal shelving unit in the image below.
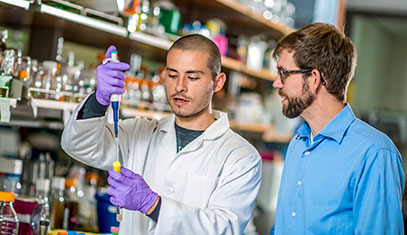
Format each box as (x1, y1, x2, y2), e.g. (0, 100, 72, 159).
(0, 97, 17, 108)
(39, 4, 128, 37)
(1, 0, 284, 81)
(0, 0, 30, 9)
(0, 0, 293, 141)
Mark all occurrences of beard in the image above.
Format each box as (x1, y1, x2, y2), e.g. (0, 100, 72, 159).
(171, 98, 208, 118)
(167, 88, 213, 119)
(279, 82, 315, 118)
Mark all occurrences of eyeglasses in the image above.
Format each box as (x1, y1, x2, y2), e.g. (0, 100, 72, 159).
(277, 69, 326, 86)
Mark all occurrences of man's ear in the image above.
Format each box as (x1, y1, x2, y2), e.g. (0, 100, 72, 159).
(311, 69, 324, 92)
(213, 73, 226, 93)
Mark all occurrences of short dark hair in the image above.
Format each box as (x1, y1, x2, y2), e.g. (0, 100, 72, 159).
(167, 34, 221, 78)
(273, 23, 357, 102)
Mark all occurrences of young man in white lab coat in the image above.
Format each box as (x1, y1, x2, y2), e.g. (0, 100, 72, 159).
(61, 34, 262, 234)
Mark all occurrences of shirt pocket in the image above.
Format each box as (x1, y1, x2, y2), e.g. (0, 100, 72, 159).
(182, 173, 220, 208)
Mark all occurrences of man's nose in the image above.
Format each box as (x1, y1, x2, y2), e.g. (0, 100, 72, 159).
(273, 75, 283, 88)
(175, 77, 187, 93)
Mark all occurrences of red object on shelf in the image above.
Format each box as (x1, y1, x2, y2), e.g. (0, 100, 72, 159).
(259, 150, 283, 161)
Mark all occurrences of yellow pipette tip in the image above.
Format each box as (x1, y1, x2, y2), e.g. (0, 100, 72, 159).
(113, 161, 121, 173)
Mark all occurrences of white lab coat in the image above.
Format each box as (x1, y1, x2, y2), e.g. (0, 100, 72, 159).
(61, 96, 262, 235)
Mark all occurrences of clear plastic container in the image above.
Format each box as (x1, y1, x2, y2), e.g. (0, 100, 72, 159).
(30, 178, 50, 235)
(0, 191, 19, 235)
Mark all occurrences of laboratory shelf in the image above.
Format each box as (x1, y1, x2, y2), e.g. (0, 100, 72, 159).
(31, 98, 79, 111)
(0, 1, 169, 61)
(129, 32, 173, 50)
(229, 121, 273, 133)
(221, 56, 277, 81)
(27, 98, 276, 134)
(0, 97, 17, 108)
(1, 119, 65, 129)
(39, 4, 128, 37)
(0, 0, 291, 140)
(121, 107, 171, 120)
(172, 0, 294, 39)
(0, 0, 30, 10)
(0, 0, 280, 82)
(262, 131, 293, 143)
(215, 0, 294, 36)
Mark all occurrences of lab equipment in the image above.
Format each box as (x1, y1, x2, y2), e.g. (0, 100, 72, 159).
(31, 178, 51, 235)
(96, 46, 128, 106)
(113, 161, 121, 174)
(102, 50, 120, 139)
(1, 49, 15, 76)
(50, 177, 65, 229)
(0, 191, 19, 235)
(113, 161, 122, 222)
(80, 173, 98, 232)
(62, 179, 80, 231)
(0, 157, 23, 194)
(104, 50, 122, 222)
(14, 196, 38, 235)
(95, 191, 119, 233)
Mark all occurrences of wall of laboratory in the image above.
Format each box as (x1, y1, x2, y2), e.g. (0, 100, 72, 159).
(351, 15, 407, 113)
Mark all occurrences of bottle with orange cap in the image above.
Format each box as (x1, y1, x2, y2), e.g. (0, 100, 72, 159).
(0, 191, 19, 234)
(63, 179, 79, 231)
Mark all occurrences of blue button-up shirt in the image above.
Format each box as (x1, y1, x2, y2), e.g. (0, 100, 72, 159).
(272, 104, 404, 234)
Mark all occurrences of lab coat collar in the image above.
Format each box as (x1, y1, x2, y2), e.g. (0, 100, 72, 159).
(158, 110, 230, 138)
(181, 110, 230, 154)
(158, 113, 176, 133)
(157, 110, 231, 155)
(202, 110, 230, 140)
(157, 114, 177, 156)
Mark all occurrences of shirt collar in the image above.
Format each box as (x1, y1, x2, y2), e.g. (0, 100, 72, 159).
(296, 104, 356, 143)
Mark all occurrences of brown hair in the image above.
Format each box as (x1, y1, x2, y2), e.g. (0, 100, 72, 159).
(167, 34, 221, 79)
(273, 23, 357, 102)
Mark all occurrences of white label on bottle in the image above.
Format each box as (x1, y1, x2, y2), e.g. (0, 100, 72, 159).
(108, 205, 117, 214)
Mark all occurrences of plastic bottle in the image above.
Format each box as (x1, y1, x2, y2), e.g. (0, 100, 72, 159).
(80, 172, 98, 232)
(63, 179, 79, 231)
(50, 177, 65, 229)
(31, 178, 50, 235)
(0, 191, 19, 235)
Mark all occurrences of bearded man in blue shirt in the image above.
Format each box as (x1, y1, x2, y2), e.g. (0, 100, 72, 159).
(270, 22, 404, 234)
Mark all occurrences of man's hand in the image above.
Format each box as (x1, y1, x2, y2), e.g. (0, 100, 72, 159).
(95, 45, 130, 106)
(107, 167, 159, 214)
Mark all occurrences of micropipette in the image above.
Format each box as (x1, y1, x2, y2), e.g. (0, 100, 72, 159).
(108, 50, 120, 141)
(104, 50, 122, 222)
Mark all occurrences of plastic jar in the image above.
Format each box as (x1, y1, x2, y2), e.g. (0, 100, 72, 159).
(0, 191, 19, 235)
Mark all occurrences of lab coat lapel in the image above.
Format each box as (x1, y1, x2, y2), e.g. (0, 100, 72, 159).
(180, 111, 230, 155)
(158, 114, 177, 160)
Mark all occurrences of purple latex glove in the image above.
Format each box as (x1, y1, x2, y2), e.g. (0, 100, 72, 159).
(107, 167, 158, 214)
(95, 45, 130, 106)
